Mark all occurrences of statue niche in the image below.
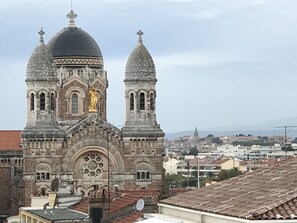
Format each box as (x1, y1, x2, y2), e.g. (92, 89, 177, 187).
(89, 88, 100, 113)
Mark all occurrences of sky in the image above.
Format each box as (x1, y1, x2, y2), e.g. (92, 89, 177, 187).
(0, 0, 297, 134)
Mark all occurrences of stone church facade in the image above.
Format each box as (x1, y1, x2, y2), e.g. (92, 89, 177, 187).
(21, 10, 165, 206)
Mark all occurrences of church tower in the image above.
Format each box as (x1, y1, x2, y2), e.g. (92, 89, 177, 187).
(122, 31, 165, 189)
(47, 10, 108, 127)
(21, 10, 166, 207)
(21, 29, 64, 206)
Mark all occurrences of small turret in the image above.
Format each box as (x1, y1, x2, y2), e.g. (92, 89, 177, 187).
(22, 28, 64, 139)
(123, 30, 163, 137)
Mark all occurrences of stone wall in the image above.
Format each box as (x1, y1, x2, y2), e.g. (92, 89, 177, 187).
(0, 167, 11, 215)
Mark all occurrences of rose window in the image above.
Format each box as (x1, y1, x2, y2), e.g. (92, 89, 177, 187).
(81, 154, 105, 177)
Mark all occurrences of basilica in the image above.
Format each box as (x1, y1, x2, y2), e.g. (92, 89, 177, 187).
(18, 8, 165, 207)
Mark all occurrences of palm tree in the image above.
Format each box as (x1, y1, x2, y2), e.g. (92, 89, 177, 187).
(206, 171, 216, 183)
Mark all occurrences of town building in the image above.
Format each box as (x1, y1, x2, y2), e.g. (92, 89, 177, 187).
(0, 130, 23, 220)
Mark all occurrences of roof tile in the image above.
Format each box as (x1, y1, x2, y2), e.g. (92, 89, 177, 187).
(160, 157, 297, 220)
(0, 130, 22, 150)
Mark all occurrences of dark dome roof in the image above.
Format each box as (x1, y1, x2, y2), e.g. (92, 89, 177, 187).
(47, 27, 102, 58)
(125, 34, 156, 81)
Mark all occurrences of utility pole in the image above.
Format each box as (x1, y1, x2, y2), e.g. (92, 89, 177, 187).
(196, 145, 200, 189)
(276, 125, 297, 144)
(276, 125, 297, 157)
(196, 155, 200, 189)
(187, 161, 190, 188)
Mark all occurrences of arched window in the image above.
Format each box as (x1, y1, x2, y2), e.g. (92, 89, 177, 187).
(72, 93, 78, 114)
(50, 93, 55, 111)
(141, 172, 146, 179)
(130, 93, 134, 111)
(30, 93, 34, 111)
(136, 162, 151, 181)
(40, 93, 45, 111)
(41, 173, 45, 180)
(140, 93, 145, 110)
(150, 93, 154, 111)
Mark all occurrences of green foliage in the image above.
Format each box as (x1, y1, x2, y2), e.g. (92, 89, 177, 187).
(182, 146, 198, 156)
(188, 147, 198, 156)
(232, 139, 274, 146)
(165, 174, 187, 187)
(207, 134, 214, 138)
(166, 173, 204, 188)
(211, 137, 223, 145)
(281, 145, 295, 151)
(217, 167, 242, 181)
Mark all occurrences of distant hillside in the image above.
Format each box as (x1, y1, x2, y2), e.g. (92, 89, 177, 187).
(165, 117, 297, 140)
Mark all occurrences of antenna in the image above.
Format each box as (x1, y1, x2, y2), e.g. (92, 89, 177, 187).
(71, 0, 73, 10)
(136, 199, 144, 211)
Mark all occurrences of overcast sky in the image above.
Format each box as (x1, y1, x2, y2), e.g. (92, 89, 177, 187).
(0, 0, 297, 134)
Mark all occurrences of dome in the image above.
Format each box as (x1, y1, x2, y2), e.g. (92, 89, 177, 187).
(26, 29, 56, 82)
(125, 30, 156, 81)
(47, 27, 102, 58)
(46, 10, 103, 67)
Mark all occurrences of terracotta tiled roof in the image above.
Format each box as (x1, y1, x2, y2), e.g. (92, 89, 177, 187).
(109, 194, 140, 213)
(70, 191, 150, 222)
(71, 198, 88, 214)
(210, 159, 230, 165)
(252, 197, 297, 220)
(119, 189, 160, 198)
(0, 130, 22, 150)
(160, 157, 297, 220)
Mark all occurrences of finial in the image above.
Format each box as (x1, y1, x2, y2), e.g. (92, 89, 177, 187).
(137, 30, 144, 44)
(67, 9, 77, 27)
(38, 28, 45, 44)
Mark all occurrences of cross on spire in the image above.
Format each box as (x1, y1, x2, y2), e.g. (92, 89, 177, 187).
(137, 30, 144, 44)
(67, 9, 77, 27)
(38, 28, 45, 44)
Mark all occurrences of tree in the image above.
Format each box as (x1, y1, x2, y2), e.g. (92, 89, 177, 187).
(207, 134, 214, 138)
(229, 167, 242, 178)
(217, 169, 229, 181)
(217, 168, 242, 181)
(211, 137, 223, 145)
(281, 145, 295, 151)
(188, 146, 198, 156)
(165, 174, 187, 188)
(182, 146, 198, 156)
(206, 172, 216, 183)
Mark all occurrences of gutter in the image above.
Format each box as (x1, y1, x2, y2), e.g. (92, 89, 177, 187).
(158, 203, 297, 223)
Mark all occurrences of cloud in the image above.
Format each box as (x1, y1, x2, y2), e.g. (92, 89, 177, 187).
(166, 0, 194, 2)
(251, 0, 267, 6)
(155, 50, 245, 73)
(173, 9, 218, 21)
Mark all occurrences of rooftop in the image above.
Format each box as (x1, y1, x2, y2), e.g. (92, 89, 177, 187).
(23, 208, 88, 222)
(160, 157, 297, 220)
(0, 130, 22, 151)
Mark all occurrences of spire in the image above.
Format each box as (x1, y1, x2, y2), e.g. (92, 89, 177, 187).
(67, 8, 77, 27)
(194, 127, 199, 137)
(137, 30, 143, 44)
(38, 28, 45, 45)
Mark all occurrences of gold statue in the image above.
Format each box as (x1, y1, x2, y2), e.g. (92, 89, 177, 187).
(89, 88, 99, 112)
